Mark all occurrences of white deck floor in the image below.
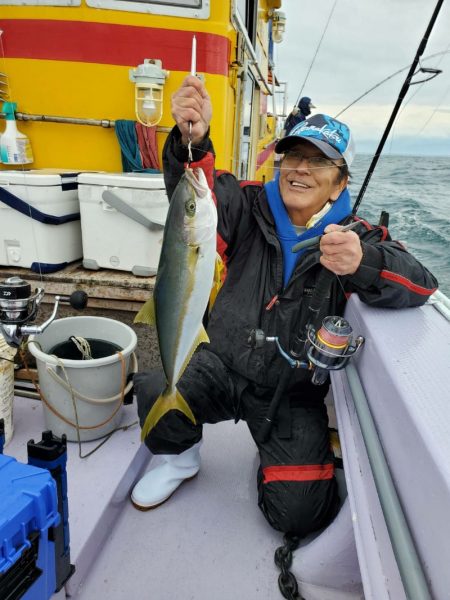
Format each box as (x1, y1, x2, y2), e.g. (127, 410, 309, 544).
(5, 395, 283, 600)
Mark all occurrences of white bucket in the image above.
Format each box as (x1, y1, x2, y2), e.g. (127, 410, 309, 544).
(28, 317, 138, 442)
(0, 333, 16, 446)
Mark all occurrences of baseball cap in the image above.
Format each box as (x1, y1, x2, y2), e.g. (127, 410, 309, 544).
(275, 114, 355, 167)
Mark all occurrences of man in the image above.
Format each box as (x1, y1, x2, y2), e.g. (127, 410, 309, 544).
(283, 96, 315, 136)
(131, 76, 437, 537)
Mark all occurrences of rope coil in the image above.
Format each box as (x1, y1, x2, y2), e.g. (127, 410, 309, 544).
(69, 335, 93, 360)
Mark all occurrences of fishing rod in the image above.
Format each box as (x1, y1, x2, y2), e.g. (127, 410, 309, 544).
(295, 0, 338, 107)
(335, 49, 447, 119)
(352, 0, 445, 215)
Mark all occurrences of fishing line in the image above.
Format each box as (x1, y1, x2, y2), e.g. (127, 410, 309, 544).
(387, 43, 450, 152)
(352, 0, 445, 215)
(416, 44, 450, 135)
(417, 80, 450, 135)
(295, 0, 339, 106)
(187, 143, 346, 173)
(334, 49, 449, 119)
(187, 142, 450, 178)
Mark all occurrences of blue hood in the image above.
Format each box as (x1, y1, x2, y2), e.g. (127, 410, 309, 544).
(264, 171, 352, 287)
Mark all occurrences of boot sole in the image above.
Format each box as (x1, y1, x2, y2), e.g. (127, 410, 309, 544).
(130, 472, 199, 511)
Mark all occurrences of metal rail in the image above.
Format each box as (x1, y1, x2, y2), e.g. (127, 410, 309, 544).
(232, 9, 272, 96)
(345, 362, 432, 600)
(0, 111, 172, 131)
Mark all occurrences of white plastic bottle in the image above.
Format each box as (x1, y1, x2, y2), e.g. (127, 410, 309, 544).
(0, 101, 33, 165)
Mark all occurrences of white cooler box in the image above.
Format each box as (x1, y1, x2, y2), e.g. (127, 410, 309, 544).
(0, 169, 82, 273)
(78, 172, 168, 276)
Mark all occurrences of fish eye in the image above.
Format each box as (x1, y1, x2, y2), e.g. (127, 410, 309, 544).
(185, 199, 196, 217)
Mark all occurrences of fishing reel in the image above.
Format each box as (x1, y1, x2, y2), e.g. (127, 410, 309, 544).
(0, 276, 88, 348)
(305, 316, 364, 385)
(249, 315, 364, 385)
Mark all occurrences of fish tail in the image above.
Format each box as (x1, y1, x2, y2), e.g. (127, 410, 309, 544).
(141, 387, 197, 441)
(134, 297, 155, 326)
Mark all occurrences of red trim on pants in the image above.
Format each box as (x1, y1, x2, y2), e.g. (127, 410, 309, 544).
(263, 463, 335, 483)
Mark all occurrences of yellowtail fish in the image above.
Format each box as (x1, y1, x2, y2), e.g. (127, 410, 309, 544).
(135, 167, 218, 439)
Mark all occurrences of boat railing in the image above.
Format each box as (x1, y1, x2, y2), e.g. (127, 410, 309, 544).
(345, 362, 432, 600)
(0, 111, 172, 130)
(232, 9, 272, 97)
(428, 289, 450, 320)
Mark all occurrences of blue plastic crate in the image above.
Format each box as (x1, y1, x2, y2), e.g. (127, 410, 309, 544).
(0, 454, 60, 600)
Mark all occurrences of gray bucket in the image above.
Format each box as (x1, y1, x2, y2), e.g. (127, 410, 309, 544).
(28, 316, 138, 442)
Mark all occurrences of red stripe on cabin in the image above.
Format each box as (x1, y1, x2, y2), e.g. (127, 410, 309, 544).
(263, 463, 335, 483)
(1, 20, 230, 75)
(256, 139, 277, 169)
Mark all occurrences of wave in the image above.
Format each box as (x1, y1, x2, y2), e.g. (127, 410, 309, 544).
(349, 155, 450, 296)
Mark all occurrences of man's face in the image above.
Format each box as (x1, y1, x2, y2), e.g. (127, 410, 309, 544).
(278, 141, 348, 226)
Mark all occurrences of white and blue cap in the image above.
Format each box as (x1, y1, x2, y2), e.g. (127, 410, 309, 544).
(276, 114, 355, 167)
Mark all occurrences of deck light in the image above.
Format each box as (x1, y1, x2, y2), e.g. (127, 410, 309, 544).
(129, 59, 169, 127)
(271, 10, 286, 44)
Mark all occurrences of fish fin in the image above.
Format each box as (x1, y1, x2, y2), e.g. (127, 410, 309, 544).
(208, 253, 226, 312)
(141, 387, 196, 440)
(196, 325, 210, 346)
(177, 325, 210, 381)
(134, 297, 156, 325)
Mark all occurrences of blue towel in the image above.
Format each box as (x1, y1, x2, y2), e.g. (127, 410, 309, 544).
(115, 120, 159, 173)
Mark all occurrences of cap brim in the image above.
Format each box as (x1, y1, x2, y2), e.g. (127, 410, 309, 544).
(275, 136, 343, 161)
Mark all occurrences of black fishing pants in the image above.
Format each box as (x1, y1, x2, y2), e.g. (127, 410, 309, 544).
(134, 348, 339, 538)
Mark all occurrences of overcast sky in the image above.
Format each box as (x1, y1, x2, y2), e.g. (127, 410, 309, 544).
(274, 0, 450, 156)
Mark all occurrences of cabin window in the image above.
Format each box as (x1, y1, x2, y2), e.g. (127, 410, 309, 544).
(238, 71, 256, 179)
(85, 0, 210, 18)
(235, 0, 258, 46)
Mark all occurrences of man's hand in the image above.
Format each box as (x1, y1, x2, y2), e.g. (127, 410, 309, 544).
(171, 75, 212, 146)
(319, 223, 363, 275)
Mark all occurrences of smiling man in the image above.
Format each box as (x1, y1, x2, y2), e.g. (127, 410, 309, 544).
(132, 76, 438, 542)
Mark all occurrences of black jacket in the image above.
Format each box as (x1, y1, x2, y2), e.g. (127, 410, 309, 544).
(163, 128, 438, 389)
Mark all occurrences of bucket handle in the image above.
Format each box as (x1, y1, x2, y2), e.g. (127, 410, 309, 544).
(38, 351, 137, 432)
(45, 351, 138, 405)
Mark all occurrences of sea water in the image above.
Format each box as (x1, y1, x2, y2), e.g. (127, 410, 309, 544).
(349, 154, 450, 297)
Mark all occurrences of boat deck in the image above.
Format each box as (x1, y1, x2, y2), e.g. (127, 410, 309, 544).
(5, 394, 282, 600)
(5, 294, 450, 600)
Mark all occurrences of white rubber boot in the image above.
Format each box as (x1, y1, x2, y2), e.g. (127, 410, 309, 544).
(131, 442, 201, 510)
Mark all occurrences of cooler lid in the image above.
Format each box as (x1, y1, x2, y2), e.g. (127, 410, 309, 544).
(0, 169, 79, 187)
(78, 172, 165, 190)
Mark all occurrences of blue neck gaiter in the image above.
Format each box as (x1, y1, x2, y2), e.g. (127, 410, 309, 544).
(264, 172, 352, 287)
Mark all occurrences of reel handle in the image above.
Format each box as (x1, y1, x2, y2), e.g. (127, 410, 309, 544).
(59, 290, 88, 311)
